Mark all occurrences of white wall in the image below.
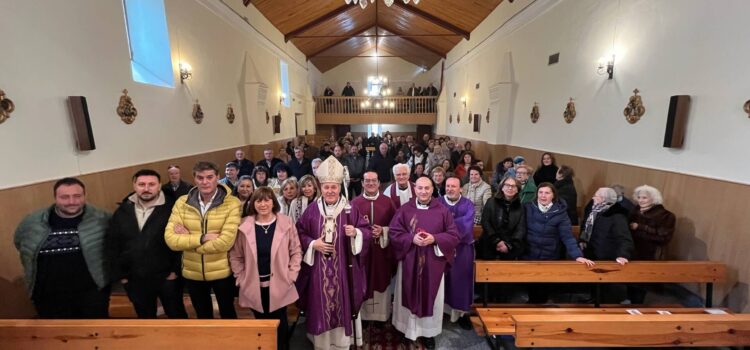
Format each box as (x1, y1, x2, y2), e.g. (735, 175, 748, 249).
(0, 0, 315, 189)
(444, 0, 750, 185)
(320, 56, 439, 96)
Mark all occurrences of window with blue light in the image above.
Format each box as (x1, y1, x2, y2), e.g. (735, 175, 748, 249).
(368, 124, 381, 136)
(123, 0, 174, 87)
(280, 60, 291, 108)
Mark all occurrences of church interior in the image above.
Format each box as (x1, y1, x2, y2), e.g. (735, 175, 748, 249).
(1, 0, 750, 348)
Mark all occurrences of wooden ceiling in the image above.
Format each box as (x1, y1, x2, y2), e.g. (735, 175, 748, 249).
(246, 0, 504, 72)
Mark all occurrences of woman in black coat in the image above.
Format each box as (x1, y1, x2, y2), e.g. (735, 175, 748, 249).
(533, 152, 559, 186)
(553, 165, 578, 225)
(479, 175, 526, 260)
(579, 187, 634, 264)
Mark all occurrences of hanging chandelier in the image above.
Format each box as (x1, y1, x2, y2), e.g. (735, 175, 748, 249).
(344, 0, 421, 10)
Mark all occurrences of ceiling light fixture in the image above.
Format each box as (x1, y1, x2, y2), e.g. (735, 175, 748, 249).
(344, 0, 421, 10)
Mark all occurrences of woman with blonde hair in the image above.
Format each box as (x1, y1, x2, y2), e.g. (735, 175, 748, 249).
(230, 187, 302, 350)
(288, 175, 320, 223)
(277, 178, 299, 216)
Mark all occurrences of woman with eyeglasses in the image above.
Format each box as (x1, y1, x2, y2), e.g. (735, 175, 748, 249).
(479, 175, 526, 260)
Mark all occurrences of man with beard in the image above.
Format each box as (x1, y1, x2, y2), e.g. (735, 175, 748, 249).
(350, 171, 397, 323)
(14, 177, 111, 318)
(107, 169, 187, 318)
(388, 177, 459, 349)
(438, 177, 475, 330)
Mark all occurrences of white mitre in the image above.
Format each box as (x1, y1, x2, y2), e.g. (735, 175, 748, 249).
(316, 156, 345, 184)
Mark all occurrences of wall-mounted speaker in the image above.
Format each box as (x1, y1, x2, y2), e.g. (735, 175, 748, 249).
(67, 96, 96, 151)
(663, 95, 690, 148)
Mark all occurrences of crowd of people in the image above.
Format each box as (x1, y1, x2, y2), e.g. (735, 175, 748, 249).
(12, 132, 677, 350)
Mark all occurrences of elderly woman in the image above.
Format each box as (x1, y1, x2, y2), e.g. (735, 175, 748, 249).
(251, 165, 270, 189)
(288, 175, 320, 223)
(524, 183, 594, 303)
(626, 185, 676, 304)
(579, 187, 634, 265)
(479, 175, 526, 260)
(430, 166, 447, 198)
(276, 178, 299, 216)
(553, 165, 578, 225)
(233, 175, 255, 217)
(533, 152, 559, 186)
(230, 187, 302, 350)
(462, 165, 492, 224)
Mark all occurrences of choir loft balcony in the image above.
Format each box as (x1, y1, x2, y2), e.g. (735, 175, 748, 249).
(314, 96, 437, 125)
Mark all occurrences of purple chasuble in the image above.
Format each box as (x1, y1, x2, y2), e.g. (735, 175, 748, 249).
(388, 182, 416, 209)
(438, 195, 476, 312)
(295, 200, 372, 336)
(388, 200, 459, 317)
(350, 193, 397, 299)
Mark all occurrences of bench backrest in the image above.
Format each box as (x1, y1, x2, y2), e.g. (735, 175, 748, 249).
(512, 314, 750, 347)
(475, 261, 726, 283)
(0, 319, 279, 350)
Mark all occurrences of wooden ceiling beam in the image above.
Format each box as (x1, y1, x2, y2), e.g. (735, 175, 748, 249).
(378, 24, 446, 59)
(306, 26, 375, 58)
(284, 4, 354, 42)
(391, 1, 470, 40)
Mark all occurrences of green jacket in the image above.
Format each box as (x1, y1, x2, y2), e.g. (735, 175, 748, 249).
(14, 205, 111, 296)
(520, 179, 537, 204)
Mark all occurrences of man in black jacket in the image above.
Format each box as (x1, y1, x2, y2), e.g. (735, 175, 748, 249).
(344, 144, 366, 199)
(106, 169, 187, 319)
(257, 147, 283, 173)
(288, 146, 313, 179)
(367, 142, 395, 187)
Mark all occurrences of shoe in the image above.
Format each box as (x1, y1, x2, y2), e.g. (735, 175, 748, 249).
(620, 299, 632, 305)
(422, 337, 436, 350)
(458, 315, 473, 330)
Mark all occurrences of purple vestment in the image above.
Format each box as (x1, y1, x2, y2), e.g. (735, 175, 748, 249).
(387, 182, 416, 209)
(350, 193, 397, 299)
(389, 199, 459, 317)
(295, 200, 372, 336)
(438, 195, 476, 312)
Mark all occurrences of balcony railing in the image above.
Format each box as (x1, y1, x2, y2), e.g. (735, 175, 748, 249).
(314, 96, 437, 115)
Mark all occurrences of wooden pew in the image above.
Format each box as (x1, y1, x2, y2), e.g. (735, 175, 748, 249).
(476, 307, 732, 336)
(0, 319, 279, 349)
(475, 261, 726, 307)
(512, 314, 750, 347)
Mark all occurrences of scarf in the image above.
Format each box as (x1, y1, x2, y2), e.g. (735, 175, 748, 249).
(580, 201, 614, 243)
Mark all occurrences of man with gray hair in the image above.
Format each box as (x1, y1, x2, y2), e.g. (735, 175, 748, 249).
(311, 158, 322, 175)
(383, 163, 415, 209)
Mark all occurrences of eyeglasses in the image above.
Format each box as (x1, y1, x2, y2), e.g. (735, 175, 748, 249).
(363, 179, 379, 183)
(502, 184, 517, 189)
(516, 172, 528, 175)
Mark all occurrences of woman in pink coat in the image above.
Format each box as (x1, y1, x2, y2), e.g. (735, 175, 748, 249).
(230, 187, 302, 350)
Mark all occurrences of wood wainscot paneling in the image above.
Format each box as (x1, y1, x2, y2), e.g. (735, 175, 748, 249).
(0, 140, 293, 318)
(490, 144, 750, 313)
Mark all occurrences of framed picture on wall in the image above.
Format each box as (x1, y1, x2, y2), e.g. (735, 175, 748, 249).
(473, 113, 481, 132)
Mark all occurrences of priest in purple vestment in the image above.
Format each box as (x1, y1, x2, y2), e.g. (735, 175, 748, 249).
(350, 171, 397, 323)
(383, 163, 415, 209)
(438, 177, 476, 330)
(388, 177, 460, 350)
(295, 156, 372, 349)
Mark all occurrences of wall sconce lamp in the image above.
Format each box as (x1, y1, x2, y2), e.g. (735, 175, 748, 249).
(280, 92, 287, 105)
(461, 96, 467, 109)
(179, 62, 193, 84)
(597, 55, 615, 79)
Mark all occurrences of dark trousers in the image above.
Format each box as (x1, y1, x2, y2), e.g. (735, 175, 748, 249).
(251, 286, 288, 350)
(185, 276, 237, 319)
(34, 286, 110, 319)
(526, 283, 552, 304)
(348, 180, 362, 200)
(125, 277, 188, 319)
